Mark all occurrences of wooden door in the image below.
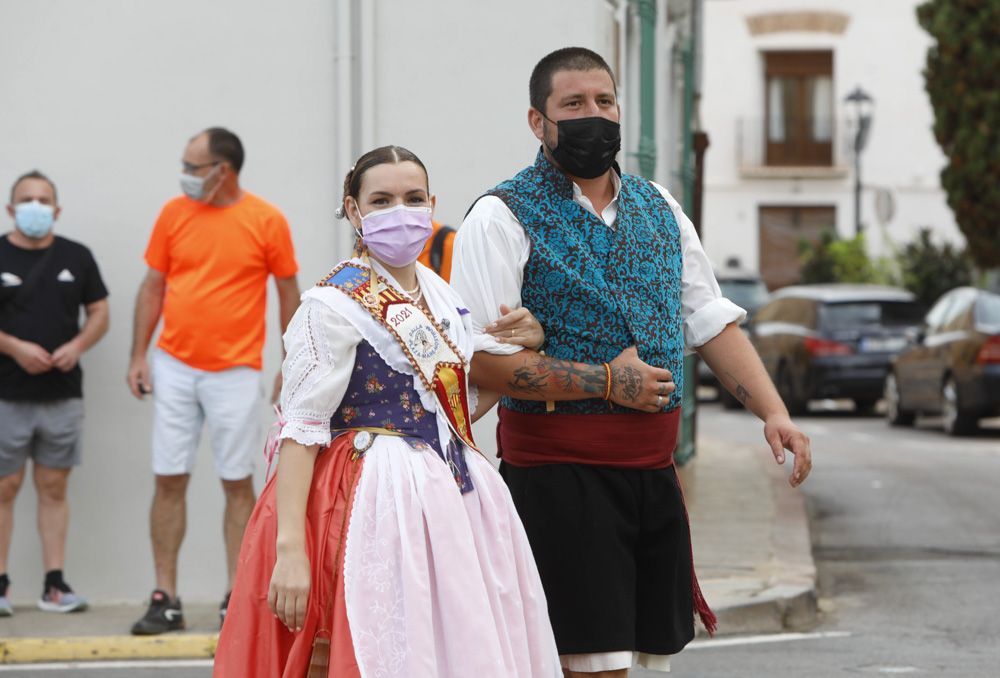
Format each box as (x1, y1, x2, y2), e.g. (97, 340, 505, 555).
(758, 206, 836, 290)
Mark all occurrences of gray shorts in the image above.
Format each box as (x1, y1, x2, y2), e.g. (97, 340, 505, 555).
(0, 398, 84, 476)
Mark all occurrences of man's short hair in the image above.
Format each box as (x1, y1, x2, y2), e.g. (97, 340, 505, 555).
(9, 170, 58, 204)
(203, 127, 245, 173)
(529, 47, 617, 114)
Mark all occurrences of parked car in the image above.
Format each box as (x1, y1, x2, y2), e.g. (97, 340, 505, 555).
(698, 269, 770, 408)
(885, 287, 1000, 435)
(750, 284, 924, 415)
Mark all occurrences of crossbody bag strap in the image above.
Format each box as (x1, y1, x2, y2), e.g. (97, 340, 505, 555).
(0, 239, 57, 323)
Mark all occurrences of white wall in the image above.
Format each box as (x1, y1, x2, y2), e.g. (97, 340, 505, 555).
(369, 0, 618, 226)
(699, 0, 960, 274)
(0, 0, 341, 603)
(0, 0, 627, 602)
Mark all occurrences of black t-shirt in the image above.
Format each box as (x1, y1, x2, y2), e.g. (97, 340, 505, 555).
(0, 234, 109, 401)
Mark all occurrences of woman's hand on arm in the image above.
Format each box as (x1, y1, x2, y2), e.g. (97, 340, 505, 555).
(269, 440, 320, 632)
(485, 304, 545, 350)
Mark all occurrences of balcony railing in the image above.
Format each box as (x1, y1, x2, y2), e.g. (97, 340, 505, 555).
(736, 116, 851, 178)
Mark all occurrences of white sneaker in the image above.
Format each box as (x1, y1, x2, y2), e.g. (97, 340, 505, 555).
(37, 585, 88, 613)
(0, 595, 12, 617)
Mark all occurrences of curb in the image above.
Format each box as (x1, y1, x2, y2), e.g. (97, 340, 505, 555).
(0, 634, 217, 664)
(688, 437, 820, 638)
(700, 585, 818, 637)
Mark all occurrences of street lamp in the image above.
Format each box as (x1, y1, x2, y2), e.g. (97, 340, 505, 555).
(844, 86, 874, 237)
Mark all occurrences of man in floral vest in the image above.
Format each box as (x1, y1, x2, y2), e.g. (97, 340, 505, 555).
(452, 47, 812, 678)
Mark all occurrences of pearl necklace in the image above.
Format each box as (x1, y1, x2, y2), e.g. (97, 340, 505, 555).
(402, 282, 422, 302)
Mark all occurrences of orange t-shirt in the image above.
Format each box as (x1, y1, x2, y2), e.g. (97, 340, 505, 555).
(417, 221, 456, 282)
(144, 192, 298, 371)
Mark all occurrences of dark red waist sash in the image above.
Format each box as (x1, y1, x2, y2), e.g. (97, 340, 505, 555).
(497, 406, 682, 469)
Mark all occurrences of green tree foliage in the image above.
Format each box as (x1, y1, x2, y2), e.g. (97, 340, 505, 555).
(799, 232, 891, 284)
(917, 0, 1000, 269)
(799, 231, 838, 284)
(898, 227, 973, 306)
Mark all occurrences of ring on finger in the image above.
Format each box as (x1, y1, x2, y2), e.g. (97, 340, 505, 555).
(511, 328, 517, 337)
(657, 394, 663, 407)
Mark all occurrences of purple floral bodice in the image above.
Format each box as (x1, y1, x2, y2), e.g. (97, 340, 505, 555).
(331, 340, 442, 452)
(331, 340, 473, 492)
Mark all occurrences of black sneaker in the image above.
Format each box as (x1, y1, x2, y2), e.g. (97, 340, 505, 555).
(131, 589, 185, 635)
(219, 591, 231, 628)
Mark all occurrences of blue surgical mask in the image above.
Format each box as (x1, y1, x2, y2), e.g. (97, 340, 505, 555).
(179, 165, 221, 202)
(179, 172, 207, 201)
(14, 201, 55, 239)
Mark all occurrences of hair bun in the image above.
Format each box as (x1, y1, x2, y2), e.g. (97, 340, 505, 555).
(334, 205, 346, 219)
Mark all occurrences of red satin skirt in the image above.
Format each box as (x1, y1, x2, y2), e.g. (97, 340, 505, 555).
(213, 434, 364, 678)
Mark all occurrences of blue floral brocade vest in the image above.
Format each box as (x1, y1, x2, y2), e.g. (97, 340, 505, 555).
(487, 150, 685, 415)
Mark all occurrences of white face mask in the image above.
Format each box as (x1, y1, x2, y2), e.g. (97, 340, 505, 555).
(179, 172, 206, 201)
(179, 165, 221, 202)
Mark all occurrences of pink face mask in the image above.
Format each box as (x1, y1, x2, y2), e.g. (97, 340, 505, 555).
(359, 204, 434, 267)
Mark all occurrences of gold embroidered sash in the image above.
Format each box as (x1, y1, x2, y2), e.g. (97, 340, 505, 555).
(319, 262, 478, 451)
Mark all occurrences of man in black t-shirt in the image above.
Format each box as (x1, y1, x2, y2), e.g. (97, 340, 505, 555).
(0, 170, 109, 617)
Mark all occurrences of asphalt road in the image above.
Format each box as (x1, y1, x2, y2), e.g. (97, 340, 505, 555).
(640, 400, 1000, 677)
(7, 402, 998, 677)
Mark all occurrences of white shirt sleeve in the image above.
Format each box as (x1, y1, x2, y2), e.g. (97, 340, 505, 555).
(278, 296, 361, 447)
(451, 196, 531, 356)
(650, 182, 746, 350)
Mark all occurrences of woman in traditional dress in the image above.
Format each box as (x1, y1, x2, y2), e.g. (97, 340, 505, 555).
(213, 146, 561, 678)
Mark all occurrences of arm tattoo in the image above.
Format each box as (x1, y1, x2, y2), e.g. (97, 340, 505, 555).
(549, 360, 606, 395)
(726, 371, 753, 404)
(506, 355, 606, 397)
(612, 365, 642, 402)
(509, 363, 550, 395)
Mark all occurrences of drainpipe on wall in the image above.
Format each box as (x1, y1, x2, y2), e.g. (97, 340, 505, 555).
(675, 2, 700, 467)
(632, 0, 658, 179)
(334, 0, 358, 260)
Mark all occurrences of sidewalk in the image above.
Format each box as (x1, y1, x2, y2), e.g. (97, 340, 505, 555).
(681, 435, 818, 636)
(0, 435, 817, 663)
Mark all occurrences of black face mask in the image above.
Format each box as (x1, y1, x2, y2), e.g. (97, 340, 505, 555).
(543, 114, 621, 179)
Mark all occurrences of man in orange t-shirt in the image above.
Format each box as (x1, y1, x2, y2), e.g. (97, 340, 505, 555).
(126, 128, 300, 635)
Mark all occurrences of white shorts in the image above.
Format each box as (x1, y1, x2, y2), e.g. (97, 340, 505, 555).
(560, 651, 671, 673)
(151, 349, 262, 480)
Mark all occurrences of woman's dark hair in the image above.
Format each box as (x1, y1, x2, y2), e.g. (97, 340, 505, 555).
(338, 145, 428, 219)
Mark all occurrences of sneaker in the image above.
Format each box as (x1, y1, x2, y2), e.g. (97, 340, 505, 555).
(131, 589, 185, 635)
(219, 591, 231, 628)
(0, 595, 12, 617)
(38, 581, 88, 613)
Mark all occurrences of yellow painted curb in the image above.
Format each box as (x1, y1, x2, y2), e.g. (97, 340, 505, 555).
(0, 633, 218, 664)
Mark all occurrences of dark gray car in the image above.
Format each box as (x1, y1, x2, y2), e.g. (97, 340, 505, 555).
(750, 284, 924, 415)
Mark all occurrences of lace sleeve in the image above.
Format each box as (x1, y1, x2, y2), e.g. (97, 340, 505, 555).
(278, 296, 360, 447)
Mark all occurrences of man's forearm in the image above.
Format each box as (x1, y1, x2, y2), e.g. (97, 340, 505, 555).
(73, 302, 109, 353)
(275, 276, 300, 358)
(0, 330, 20, 358)
(131, 282, 163, 358)
(697, 323, 788, 421)
(471, 350, 608, 402)
(277, 296, 298, 356)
